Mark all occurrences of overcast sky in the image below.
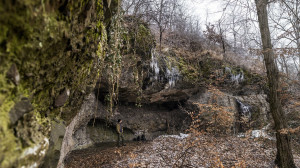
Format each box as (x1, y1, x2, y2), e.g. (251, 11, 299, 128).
(186, 0, 224, 26)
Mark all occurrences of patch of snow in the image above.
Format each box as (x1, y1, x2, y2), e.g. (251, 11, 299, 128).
(40, 138, 49, 156)
(251, 130, 266, 138)
(22, 144, 41, 157)
(237, 133, 246, 138)
(251, 130, 275, 140)
(158, 133, 189, 140)
(29, 162, 38, 168)
(20, 163, 38, 168)
(179, 133, 189, 139)
(21, 137, 49, 158)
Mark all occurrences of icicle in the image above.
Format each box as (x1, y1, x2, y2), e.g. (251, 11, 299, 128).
(150, 49, 181, 88)
(231, 72, 244, 84)
(236, 100, 251, 116)
(150, 49, 160, 80)
(166, 67, 180, 88)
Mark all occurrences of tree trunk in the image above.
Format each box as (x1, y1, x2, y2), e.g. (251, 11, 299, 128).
(159, 28, 162, 50)
(294, 16, 300, 72)
(296, 34, 300, 73)
(255, 0, 296, 167)
(282, 55, 289, 77)
(218, 22, 226, 59)
(158, 0, 164, 52)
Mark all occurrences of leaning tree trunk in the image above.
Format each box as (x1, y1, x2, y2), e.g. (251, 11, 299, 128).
(255, 0, 296, 167)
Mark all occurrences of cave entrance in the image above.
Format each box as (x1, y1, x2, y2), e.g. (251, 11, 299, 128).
(85, 118, 135, 145)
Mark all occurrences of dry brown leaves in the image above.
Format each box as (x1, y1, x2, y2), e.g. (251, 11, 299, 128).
(113, 134, 300, 168)
(64, 135, 300, 168)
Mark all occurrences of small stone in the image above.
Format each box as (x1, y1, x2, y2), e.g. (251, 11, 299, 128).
(6, 63, 20, 85)
(54, 88, 70, 107)
(9, 97, 33, 125)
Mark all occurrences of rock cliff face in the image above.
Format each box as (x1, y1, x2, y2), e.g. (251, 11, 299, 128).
(0, 0, 119, 167)
(55, 45, 271, 166)
(56, 93, 98, 168)
(187, 90, 270, 133)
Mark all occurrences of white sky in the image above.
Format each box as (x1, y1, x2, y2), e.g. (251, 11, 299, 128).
(186, 0, 224, 27)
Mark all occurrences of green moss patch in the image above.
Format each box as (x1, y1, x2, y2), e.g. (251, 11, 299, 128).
(0, 0, 112, 167)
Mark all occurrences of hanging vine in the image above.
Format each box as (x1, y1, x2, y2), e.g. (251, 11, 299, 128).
(126, 16, 155, 107)
(92, 0, 107, 126)
(105, 0, 123, 118)
(132, 23, 144, 107)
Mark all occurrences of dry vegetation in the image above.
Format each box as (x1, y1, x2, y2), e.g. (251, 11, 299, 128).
(64, 134, 300, 168)
(114, 134, 300, 168)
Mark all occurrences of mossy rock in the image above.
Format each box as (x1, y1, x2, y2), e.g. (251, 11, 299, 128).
(0, 0, 116, 167)
(123, 15, 155, 61)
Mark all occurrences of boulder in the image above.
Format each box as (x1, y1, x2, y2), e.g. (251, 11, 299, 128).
(186, 89, 270, 133)
(235, 94, 270, 129)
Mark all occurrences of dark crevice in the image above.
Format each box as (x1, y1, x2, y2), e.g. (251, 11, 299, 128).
(87, 118, 134, 135)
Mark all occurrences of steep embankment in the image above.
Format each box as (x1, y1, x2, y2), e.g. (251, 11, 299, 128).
(0, 0, 119, 167)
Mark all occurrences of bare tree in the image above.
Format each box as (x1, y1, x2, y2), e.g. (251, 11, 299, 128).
(255, 0, 296, 167)
(122, 0, 174, 49)
(281, 0, 300, 73)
